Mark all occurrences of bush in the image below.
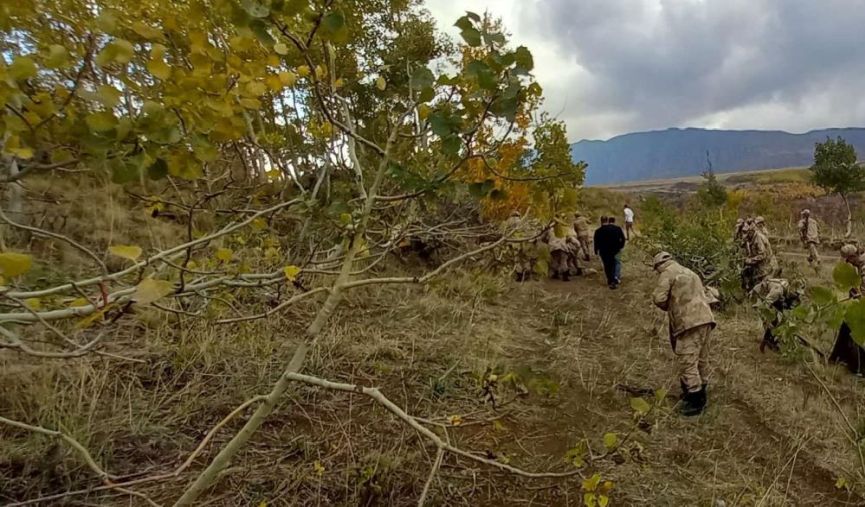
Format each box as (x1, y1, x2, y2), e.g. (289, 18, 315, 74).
(637, 196, 738, 295)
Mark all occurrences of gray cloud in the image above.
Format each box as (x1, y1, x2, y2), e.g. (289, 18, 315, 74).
(517, 0, 865, 140)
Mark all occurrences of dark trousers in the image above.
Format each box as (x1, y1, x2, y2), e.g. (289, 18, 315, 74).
(830, 322, 865, 374)
(600, 253, 620, 285)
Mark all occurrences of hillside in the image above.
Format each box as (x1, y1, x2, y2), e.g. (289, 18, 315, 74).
(574, 127, 865, 185)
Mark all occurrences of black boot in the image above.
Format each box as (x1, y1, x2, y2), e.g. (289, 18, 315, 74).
(680, 390, 706, 416)
(562, 273, 570, 282)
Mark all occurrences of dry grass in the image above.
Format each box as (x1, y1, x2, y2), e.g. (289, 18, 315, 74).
(3, 248, 865, 505)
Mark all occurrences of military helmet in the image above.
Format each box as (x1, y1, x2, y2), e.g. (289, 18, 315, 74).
(841, 244, 858, 257)
(755, 216, 765, 224)
(801, 209, 811, 216)
(652, 251, 673, 267)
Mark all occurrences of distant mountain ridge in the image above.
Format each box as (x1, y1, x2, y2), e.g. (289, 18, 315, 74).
(573, 127, 865, 185)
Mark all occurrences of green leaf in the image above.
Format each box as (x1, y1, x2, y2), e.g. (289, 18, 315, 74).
(833, 262, 861, 292)
(459, 27, 482, 47)
(602, 432, 618, 450)
(844, 299, 865, 346)
(110, 158, 142, 184)
(133, 278, 174, 305)
(97, 85, 122, 108)
(320, 11, 348, 43)
(454, 16, 473, 31)
(442, 136, 461, 156)
(629, 397, 651, 415)
(409, 66, 434, 91)
(489, 189, 507, 201)
(655, 388, 668, 402)
(469, 180, 495, 198)
(513, 46, 534, 72)
(0, 252, 33, 277)
(465, 11, 481, 22)
(249, 19, 275, 46)
(241, 0, 271, 17)
(808, 286, 836, 307)
(466, 60, 496, 90)
(147, 158, 169, 180)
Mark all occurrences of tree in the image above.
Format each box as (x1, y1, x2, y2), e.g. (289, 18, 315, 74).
(697, 152, 727, 208)
(0, 1, 585, 505)
(810, 137, 865, 238)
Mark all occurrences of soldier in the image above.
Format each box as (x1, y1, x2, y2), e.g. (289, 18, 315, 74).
(742, 223, 777, 291)
(830, 244, 865, 374)
(754, 216, 770, 238)
(752, 278, 800, 352)
(652, 252, 717, 416)
(573, 211, 592, 262)
(543, 224, 575, 282)
(798, 209, 820, 267)
(502, 211, 535, 282)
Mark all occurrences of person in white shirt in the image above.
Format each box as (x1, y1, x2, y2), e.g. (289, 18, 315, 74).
(623, 204, 635, 240)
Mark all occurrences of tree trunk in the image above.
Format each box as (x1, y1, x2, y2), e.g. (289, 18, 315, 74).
(842, 193, 853, 238)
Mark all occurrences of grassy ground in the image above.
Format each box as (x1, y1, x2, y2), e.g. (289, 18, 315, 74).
(3, 239, 865, 506)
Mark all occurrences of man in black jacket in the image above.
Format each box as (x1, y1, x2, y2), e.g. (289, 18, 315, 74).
(594, 216, 627, 289)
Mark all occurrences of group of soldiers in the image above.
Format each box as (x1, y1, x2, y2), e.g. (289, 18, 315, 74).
(503, 211, 595, 282)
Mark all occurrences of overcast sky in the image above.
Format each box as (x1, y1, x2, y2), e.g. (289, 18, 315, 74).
(424, 0, 865, 142)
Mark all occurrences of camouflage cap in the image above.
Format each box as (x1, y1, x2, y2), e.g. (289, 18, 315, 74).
(755, 216, 765, 224)
(841, 244, 858, 257)
(801, 209, 811, 216)
(652, 251, 673, 267)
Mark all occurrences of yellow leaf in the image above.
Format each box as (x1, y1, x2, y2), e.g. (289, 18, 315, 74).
(148, 59, 171, 80)
(245, 81, 267, 96)
(239, 98, 262, 110)
(131, 21, 162, 40)
(602, 432, 618, 450)
(375, 76, 386, 91)
(97, 85, 122, 108)
(313, 460, 325, 476)
(265, 75, 283, 91)
(24, 298, 41, 310)
(109, 244, 143, 261)
(296, 65, 310, 77)
(0, 252, 33, 277)
(418, 104, 431, 120)
(45, 44, 71, 69)
(252, 218, 267, 230)
(283, 265, 301, 281)
(76, 303, 112, 329)
(447, 414, 463, 426)
(70, 297, 89, 308)
(133, 278, 174, 305)
(582, 473, 601, 492)
(266, 55, 280, 67)
(629, 397, 651, 415)
(216, 248, 233, 262)
(273, 42, 289, 55)
(314, 65, 326, 78)
(86, 111, 118, 132)
(9, 56, 37, 80)
(598, 495, 609, 507)
(334, 78, 345, 89)
(278, 71, 297, 86)
(598, 481, 614, 495)
(257, 502, 268, 507)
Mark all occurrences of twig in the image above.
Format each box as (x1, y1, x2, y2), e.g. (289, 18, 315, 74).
(418, 447, 444, 507)
(0, 415, 115, 481)
(0, 205, 107, 273)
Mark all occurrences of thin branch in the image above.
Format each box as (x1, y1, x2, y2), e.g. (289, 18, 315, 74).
(0, 415, 115, 481)
(418, 447, 444, 507)
(0, 205, 107, 273)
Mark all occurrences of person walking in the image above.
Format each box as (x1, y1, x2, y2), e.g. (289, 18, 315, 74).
(573, 211, 592, 262)
(798, 209, 820, 267)
(594, 216, 626, 289)
(623, 204, 635, 240)
(652, 252, 717, 416)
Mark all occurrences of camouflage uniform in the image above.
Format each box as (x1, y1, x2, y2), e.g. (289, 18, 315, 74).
(543, 227, 574, 280)
(754, 216, 770, 238)
(752, 278, 799, 351)
(652, 253, 717, 400)
(798, 211, 820, 267)
(742, 229, 777, 291)
(573, 213, 592, 262)
(841, 244, 865, 295)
